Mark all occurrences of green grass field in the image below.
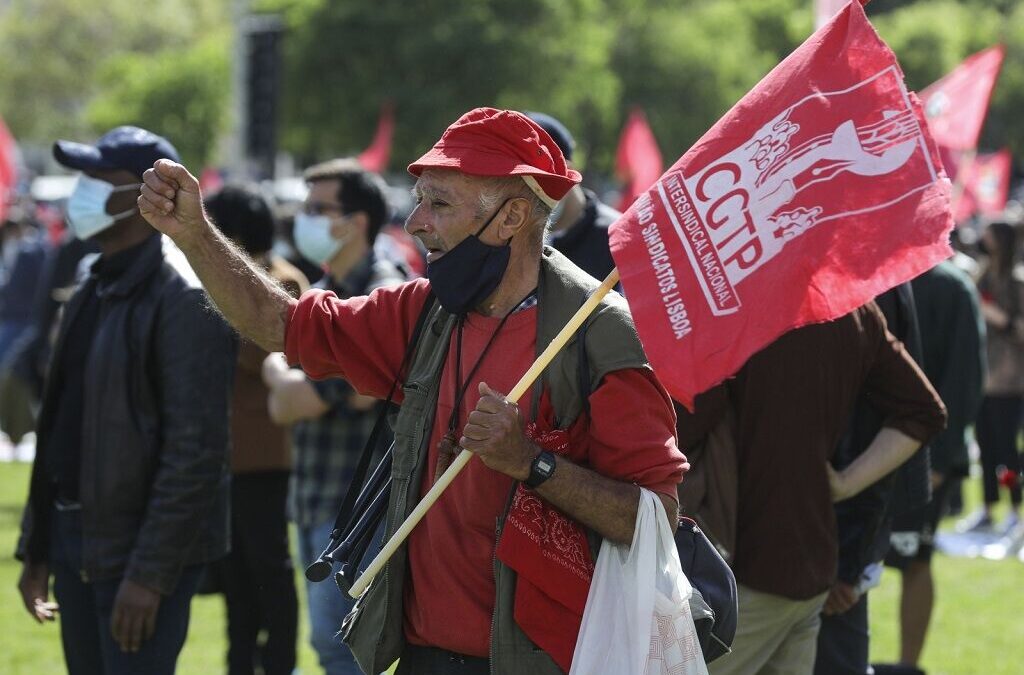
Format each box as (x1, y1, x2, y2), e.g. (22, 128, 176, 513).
(1, 460, 1021, 674)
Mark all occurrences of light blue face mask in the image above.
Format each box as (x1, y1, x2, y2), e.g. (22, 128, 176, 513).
(293, 212, 347, 265)
(65, 175, 141, 240)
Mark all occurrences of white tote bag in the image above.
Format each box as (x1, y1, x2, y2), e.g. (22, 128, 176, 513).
(570, 489, 709, 675)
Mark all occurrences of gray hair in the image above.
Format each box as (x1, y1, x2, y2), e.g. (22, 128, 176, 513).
(475, 176, 552, 238)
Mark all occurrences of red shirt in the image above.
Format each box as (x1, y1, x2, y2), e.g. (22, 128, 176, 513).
(285, 278, 687, 657)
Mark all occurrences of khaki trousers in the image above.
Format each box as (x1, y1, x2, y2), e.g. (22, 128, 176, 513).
(709, 584, 829, 675)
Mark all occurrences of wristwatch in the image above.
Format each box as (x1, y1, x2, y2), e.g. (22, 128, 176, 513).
(524, 450, 557, 489)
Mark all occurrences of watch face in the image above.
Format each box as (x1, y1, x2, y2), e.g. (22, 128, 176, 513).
(538, 456, 555, 474)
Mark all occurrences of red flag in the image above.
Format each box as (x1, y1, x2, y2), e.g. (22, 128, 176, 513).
(0, 116, 18, 223)
(955, 149, 1012, 222)
(609, 1, 952, 409)
(920, 45, 1004, 151)
(199, 167, 224, 195)
(358, 102, 395, 173)
(615, 107, 663, 212)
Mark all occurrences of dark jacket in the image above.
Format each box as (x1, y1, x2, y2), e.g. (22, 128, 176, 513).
(17, 234, 236, 595)
(548, 188, 619, 282)
(833, 283, 932, 583)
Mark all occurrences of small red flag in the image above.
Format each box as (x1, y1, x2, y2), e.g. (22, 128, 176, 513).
(358, 102, 395, 173)
(955, 149, 1012, 222)
(0, 116, 18, 223)
(920, 45, 1005, 152)
(615, 108, 663, 212)
(609, 1, 952, 409)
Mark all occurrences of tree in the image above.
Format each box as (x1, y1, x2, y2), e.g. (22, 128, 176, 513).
(261, 0, 619, 172)
(873, 0, 1024, 159)
(85, 33, 231, 169)
(0, 0, 229, 164)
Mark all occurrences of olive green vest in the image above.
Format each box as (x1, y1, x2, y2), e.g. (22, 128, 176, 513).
(343, 247, 649, 674)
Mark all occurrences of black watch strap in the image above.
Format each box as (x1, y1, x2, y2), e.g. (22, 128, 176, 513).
(525, 450, 557, 489)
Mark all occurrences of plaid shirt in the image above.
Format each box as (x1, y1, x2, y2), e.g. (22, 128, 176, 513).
(290, 255, 406, 528)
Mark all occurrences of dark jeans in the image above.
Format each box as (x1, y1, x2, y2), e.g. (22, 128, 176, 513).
(215, 471, 298, 675)
(814, 593, 870, 675)
(50, 508, 202, 675)
(395, 645, 490, 674)
(975, 395, 1023, 506)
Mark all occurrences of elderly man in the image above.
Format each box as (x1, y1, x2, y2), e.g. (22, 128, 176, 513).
(138, 107, 687, 674)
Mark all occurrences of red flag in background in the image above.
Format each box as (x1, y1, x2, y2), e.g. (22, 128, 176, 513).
(955, 149, 1012, 222)
(615, 108, 663, 212)
(358, 102, 395, 173)
(920, 45, 1005, 152)
(609, 1, 952, 408)
(0, 116, 17, 223)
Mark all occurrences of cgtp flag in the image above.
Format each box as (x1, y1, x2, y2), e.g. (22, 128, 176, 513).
(615, 108, 663, 212)
(920, 45, 1004, 152)
(358, 102, 395, 173)
(609, 1, 952, 408)
(0, 115, 17, 223)
(955, 149, 1012, 222)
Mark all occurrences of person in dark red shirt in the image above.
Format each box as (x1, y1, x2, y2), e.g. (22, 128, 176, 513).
(137, 108, 687, 674)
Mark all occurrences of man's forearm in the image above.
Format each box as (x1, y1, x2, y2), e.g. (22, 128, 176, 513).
(532, 455, 677, 546)
(833, 427, 921, 501)
(176, 221, 293, 352)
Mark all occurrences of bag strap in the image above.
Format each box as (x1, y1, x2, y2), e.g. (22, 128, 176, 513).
(328, 290, 436, 539)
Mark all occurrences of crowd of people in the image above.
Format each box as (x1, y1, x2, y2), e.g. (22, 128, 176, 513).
(2, 108, 1019, 675)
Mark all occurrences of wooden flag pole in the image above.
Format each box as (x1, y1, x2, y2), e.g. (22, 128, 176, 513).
(349, 267, 621, 598)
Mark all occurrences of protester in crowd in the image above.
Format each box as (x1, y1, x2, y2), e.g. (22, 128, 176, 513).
(959, 220, 1024, 535)
(814, 283, 933, 675)
(678, 301, 946, 675)
(14, 126, 236, 675)
(871, 259, 986, 675)
(0, 207, 50, 443)
(139, 107, 687, 675)
(260, 158, 406, 675)
(526, 111, 620, 282)
(205, 184, 308, 675)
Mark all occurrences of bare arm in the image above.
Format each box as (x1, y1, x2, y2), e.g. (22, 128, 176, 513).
(262, 353, 330, 424)
(138, 160, 292, 352)
(462, 382, 677, 545)
(828, 427, 920, 502)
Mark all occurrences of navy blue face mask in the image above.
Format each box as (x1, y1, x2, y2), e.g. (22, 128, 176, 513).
(426, 199, 511, 316)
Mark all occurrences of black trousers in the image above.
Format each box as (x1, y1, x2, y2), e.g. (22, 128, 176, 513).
(975, 395, 1023, 506)
(814, 593, 870, 675)
(215, 471, 298, 675)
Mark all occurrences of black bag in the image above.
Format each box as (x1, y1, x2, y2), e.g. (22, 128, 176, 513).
(675, 516, 738, 663)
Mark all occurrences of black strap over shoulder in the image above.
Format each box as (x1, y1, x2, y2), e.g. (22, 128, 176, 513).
(305, 291, 435, 582)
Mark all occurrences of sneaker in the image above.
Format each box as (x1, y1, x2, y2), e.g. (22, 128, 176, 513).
(955, 508, 994, 534)
(982, 519, 1024, 560)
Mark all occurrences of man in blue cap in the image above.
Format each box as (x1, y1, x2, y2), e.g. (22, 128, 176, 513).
(15, 126, 236, 675)
(526, 111, 620, 282)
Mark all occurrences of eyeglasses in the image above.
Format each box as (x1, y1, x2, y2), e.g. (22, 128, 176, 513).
(302, 201, 346, 216)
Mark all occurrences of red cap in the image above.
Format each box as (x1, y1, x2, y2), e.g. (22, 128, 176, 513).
(408, 108, 582, 207)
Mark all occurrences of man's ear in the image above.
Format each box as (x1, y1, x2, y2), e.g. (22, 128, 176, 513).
(497, 197, 532, 240)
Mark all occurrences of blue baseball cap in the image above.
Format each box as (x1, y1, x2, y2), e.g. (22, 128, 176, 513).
(525, 111, 576, 163)
(53, 126, 181, 180)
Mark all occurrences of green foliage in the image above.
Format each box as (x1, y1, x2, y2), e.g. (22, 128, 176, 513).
(874, 1, 1024, 158)
(261, 0, 619, 171)
(86, 33, 231, 169)
(0, 0, 229, 160)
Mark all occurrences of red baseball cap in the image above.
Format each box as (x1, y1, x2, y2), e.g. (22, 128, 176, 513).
(408, 107, 582, 208)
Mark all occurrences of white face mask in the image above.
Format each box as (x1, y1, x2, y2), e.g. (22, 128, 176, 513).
(65, 175, 142, 240)
(294, 212, 348, 266)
